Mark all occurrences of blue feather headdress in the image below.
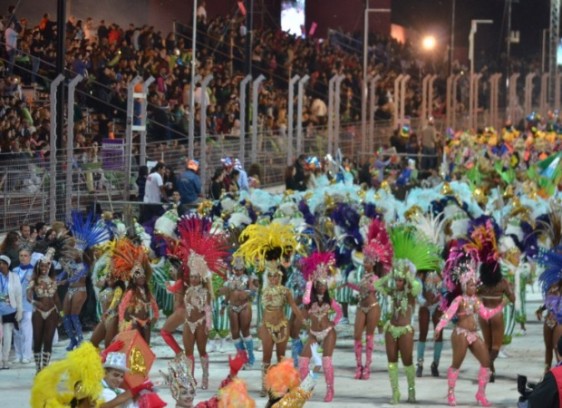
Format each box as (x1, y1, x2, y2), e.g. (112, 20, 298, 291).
(539, 247, 562, 295)
(69, 211, 110, 251)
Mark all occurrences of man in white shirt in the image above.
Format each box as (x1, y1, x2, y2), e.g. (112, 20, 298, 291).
(142, 162, 167, 222)
(0, 255, 22, 369)
(4, 21, 18, 74)
(196, 1, 207, 24)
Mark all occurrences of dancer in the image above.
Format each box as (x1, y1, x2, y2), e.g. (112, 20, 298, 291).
(209, 274, 230, 353)
(537, 248, 562, 373)
(375, 226, 440, 404)
(172, 215, 229, 390)
(90, 272, 125, 349)
(298, 251, 341, 402)
(221, 256, 258, 366)
(160, 256, 187, 357)
(474, 234, 515, 381)
(416, 269, 444, 377)
(115, 239, 159, 344)
(265, 359, 314, 408)
(0, 254, 22, 369)
(236, 223, 302, 397)
(60, 212, 110, 351)
(28, 249, 60, 373)
(349, 219, 393, 380)
(435, 255, 506, 407)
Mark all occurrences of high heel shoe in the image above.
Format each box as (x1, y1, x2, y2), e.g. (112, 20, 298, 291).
(475, 392, 492, 407)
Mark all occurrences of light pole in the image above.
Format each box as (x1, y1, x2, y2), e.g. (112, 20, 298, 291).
(449, 0, 456, 76)
(362, 1, 391, 158)
(469, 19, 492, 129)
(188, 0, 198, 158)
(542, 28, 550, 74)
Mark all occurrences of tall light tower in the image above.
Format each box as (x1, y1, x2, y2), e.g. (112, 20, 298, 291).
(550, 0, 560, 103)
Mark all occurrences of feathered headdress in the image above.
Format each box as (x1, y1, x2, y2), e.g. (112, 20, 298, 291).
(539, 247, 562, 295)
(300, 251, 336, 287)
(218, 379, 256, 408)
(30, 342, 104, 408)
(171, 214, 229, 281)
(271, 374, 314, 408)
(69, 211, 110, 251)
(389, 225, 441, 277)
(441, 242, 479, 309)
(363, 219, 393, 272)
(161, 354, 197, 404)
(235, 223, 298, 269)
(465, 217, 502, 285)
(265, 358, 301, 399)
(112, 238, 152, 282)
(410, 212, 447, 250)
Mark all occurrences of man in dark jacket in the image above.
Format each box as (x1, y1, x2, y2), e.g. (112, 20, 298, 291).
(528, 336, 562, 407)
(177, 159, 201, 215)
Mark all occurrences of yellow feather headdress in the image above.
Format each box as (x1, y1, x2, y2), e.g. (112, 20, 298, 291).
(235, 223, 298, 268)
(30, 342, 104, 408)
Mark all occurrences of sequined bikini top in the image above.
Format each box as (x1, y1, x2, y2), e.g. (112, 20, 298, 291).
(33, 277, 58, 298)
(262, 285, 288, 311)
(227, 274, 249, 292)
(184, 285, 208, 315)
(309, 302, 331, 321)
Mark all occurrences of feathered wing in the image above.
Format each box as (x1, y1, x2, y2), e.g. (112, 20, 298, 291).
(539, 247, 562, 295)
(69, 211, 110, 251)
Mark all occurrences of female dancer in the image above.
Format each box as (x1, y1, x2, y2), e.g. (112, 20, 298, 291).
(416, 269, 444, 377)
(235, 223, 301, 397)
(349, 219, 392, 380)
(115, 239, 159, 344)
(160, 256, 187, 357)
(90, 273, 125, 349)
(221, 256, 258, 366)
(537, 249, 562, 373)
(375, 226, 440, 405)
(175, 215, 229, 390)
(435, 259, 506, 406)
(477, 261, 515, 382)
(28, 250, 60, 373)
(298, 251, 342, 402)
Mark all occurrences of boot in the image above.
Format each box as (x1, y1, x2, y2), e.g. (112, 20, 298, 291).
(63, 315, 77, 351)
(70, 315, 83, 345)
(160, 329, 182, 355)
(322, 356, 334, 402)
(416, 358, 424, 378)
(34, 353, 41, 373)
(432, 341, 443, 377)
(354, 340, 363, 379)
(41, 352, 51, 370)
(489, 349, 498, 383)
(261, 363, 270, 397)
(447, 367, 459, 406)
(388, 362, 400, 404)
(475, 366, 492, 407)
(186, 355, 195, 377)
(298, 356, 310, 380)
(405, 364, 416, 403)
(234, 337, 245, 357)
(243, 336, 256, 366)
(362, 335, 374, 380)
(416, 341, 426, 377)
(291, 337, 303, 368)
(200, 355, 209, 390)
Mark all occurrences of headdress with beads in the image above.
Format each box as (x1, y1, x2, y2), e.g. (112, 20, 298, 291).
(300, 251, 337, 288)
(170, 214, 229, 282)
(362, 219, 393, 273)
(112, 238, 152, 282)
(161, 354, 197, 404)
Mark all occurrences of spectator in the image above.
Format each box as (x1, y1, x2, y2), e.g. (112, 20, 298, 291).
(291, 154, 308, 192)
(208, 166, 225, 200)
(420, 117, 437, 171)
(0, 231, 20, 268)
(136, 165, 148, 201)
(177, 159, 201, 213)
(4, 20, 18, 75)
(11, 247, 34, 365)
(0, 254, 23, 370)
(142, 162, 167, 222)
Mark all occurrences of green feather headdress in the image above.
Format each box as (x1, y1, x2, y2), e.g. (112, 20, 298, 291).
(389, 225, 442, 276)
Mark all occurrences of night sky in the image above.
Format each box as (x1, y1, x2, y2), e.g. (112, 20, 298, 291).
(392, 0, 550, 58)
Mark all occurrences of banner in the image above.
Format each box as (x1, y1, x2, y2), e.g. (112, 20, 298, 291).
(102, 138, 125, 170)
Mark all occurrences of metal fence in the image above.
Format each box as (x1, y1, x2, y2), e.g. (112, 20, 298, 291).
(0, 62, 555, 233)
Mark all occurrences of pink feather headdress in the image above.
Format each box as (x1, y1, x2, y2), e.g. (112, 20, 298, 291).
(300, 251, 336, 286)
(363, 219, 393, 273)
